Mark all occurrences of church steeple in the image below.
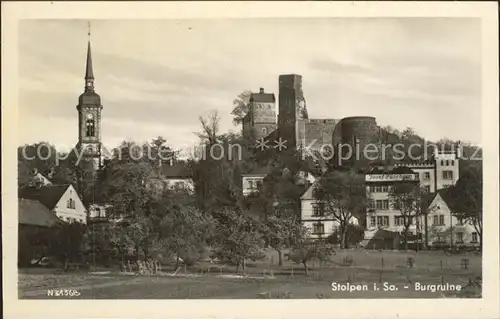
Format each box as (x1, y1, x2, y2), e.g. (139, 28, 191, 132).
(85, 22, 94, 92)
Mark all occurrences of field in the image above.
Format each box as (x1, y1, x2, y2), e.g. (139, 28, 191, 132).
(18, 249, 482, 299)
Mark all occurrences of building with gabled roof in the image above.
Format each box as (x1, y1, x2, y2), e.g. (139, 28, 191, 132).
(18, 184, 87, 224)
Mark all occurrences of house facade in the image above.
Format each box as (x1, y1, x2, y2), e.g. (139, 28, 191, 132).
(19, 184, 87, 224)
(425, 191, 480, 248)
(300, 181, 359, 240)
(147, 163, 195, 194)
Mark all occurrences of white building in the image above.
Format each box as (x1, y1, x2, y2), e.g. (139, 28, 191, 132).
(19, 184, 87, 224)
(363, 147, 462, 248)
(425, 191, 480, 247)
(300, 180, 359, 240)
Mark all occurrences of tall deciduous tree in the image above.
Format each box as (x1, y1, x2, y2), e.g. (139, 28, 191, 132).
(388, 182, 422, 250)
(212, 208, 266, 272)
(159, 206, 215, 269)
(314, 170, 367, 249)
(288, 223, 335, 275)
(231, 90, 252, 125)
(449, 164, 483, 248)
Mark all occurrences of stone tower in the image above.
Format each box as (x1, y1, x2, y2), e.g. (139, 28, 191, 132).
(242, 88, 277, 140)
(76, 32, 103, 170)
(278, 74, 308, 150)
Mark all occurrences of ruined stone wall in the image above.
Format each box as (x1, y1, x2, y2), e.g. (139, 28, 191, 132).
(278, 74, 306, 149)
(339, 116, 380, 168)
(302, 119, 339, 152)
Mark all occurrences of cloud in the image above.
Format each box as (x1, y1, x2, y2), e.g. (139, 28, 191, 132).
(18, 18, 482, 150)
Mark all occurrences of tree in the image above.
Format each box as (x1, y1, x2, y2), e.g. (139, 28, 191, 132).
(230, 90, 252, 125)
(48, 221, 87, 270)
(288, 223, 335, 275)
(388, 182, 422, 250)
(264, 212, 298, 266)
(212, 208, 266, 272)
(314, 170, 367, 249)
(449, 164, 483, 248)
(159, 204, 215, 269)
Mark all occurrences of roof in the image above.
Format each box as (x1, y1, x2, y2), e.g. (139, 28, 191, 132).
(372, 229, 400, 239)
(242, 166, 273, 176)
(85, 41, 94, 80)
(300, 176, 323, 200)
(249, 92, 275, 103)
(160, 164, 192, 179)
(433, 188, 456, 211)
(18, 199, 61, 227)
(18, 184, 70, 210)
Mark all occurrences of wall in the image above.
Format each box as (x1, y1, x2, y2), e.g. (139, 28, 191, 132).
(340, 116, 380, 168)
(301, 199, 358, 239)
(300, 119, 339, 153)
(53, 185, 87, 224)
(411, 166, 436, 193)
(278, 74, 306, 149)
(435, 153, 460, 190)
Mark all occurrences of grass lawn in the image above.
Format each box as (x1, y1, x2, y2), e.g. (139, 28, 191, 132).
(18, 249, 482, 299)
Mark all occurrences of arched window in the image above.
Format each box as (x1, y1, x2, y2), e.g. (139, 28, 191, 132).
(451, 160, 455, 165)
(441, 160, 444, 166)
(445, 160, 449, 166)
(86, 119, 95, 137)
(262, 128, 267, 135)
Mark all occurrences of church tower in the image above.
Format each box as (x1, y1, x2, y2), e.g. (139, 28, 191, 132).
(76, 23, 103, 170)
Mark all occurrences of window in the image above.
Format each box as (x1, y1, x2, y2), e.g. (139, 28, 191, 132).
(85, 119, 95, 137)
(424, 172, 430, 180)
(66, 198, 75, 209)
(433, 215, 438, 226)
(423, 185, 431, 193)
(248, 180, 255, 189)
(262, 128, 267, 135)
(256, 180, 263, 189)
(445, 160, 449, 166)
(471, 232, 478, 243)
(451, 160, 455, 166)
(376, 200, 383, 210)
(441, 160, 444, 166)
(442, 170, 453, 180)
(439, 215, 445, 225)
(377, 216, 389, 227)
(382, 200, 389, 210)
(456, 232, 464, 243)
(312, 203, 325, 217)
(393, 201, 400, 210)
(370, 216, 376, 227)
(381, 185, 389, 192)
(313, 222, 324, 234)
(394, 215, 404, 226)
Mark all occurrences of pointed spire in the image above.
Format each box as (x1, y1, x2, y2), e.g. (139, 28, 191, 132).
(85, 22, 94, 80)
(84, 21, 95, 92)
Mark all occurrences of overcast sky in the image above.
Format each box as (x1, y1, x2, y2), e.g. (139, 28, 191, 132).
(18, 18, 481, 153)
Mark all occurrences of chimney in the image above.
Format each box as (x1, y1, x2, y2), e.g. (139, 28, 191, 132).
(259, 88, 264, 94)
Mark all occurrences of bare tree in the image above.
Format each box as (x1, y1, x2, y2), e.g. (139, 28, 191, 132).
(389, 182, 422, 251)
(314, 170, 367, 249)
(195, 110, 221, 145)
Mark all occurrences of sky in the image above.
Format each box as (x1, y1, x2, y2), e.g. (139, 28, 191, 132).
(18, 18, 482, 153)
